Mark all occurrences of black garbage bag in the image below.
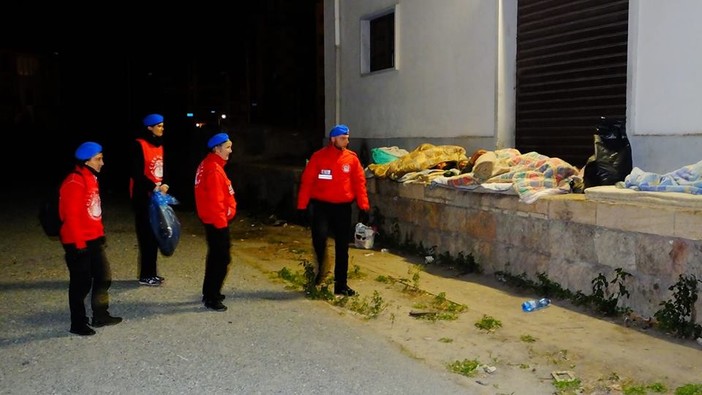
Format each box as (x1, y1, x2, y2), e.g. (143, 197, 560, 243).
(583, 116, 632, 189)
(149, 192, 181, 256)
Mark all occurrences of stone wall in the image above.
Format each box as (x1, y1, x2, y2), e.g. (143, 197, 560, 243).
(367, 178, 702, 317)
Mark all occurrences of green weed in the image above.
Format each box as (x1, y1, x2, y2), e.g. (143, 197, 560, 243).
(348, 264, 364, 279)
(411, 292, 467, 321)
(375, 275, 394, 284)
(590, 268, 632, 316)
(342, 290, 387, 319)
(474, 315, 502, 332)
(520, 334, 536, 343)
(655, 274, 702, 339)
(553, 377, 582, 395)
(446, 359, 481, 377)
(432, 292, 467, 313)
(675, 383, 702, 395)
(622, 382, 667, 394)
(408, 264, 424, 289)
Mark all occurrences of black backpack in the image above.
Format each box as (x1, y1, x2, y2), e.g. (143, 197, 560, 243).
(39, 170, 80, 237)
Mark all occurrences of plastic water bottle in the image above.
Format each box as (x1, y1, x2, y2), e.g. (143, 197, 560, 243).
(522, 298, 551, 312)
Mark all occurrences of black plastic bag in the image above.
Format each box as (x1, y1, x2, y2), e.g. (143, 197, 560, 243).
(583, 117, 632, 188)
(149, 192, 181, 256)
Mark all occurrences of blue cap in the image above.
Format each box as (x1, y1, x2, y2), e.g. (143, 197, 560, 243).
(143, 113, 164, 126)
(329, 124, 349, 138)
(75, 142, 102, 161)
(207, 132, 230, 149)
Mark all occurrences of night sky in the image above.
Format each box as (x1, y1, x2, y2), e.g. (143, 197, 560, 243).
(3, 2, 321, 208)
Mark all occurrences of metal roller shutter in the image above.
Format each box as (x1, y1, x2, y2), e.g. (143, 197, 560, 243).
(515, 0, 629, 168)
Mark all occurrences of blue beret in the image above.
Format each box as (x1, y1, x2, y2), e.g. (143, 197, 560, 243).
(329, 124, 349, 137)
(143, 113, 164, 126)
(75, 142, 102, 161)
(208, 132, 230, 149)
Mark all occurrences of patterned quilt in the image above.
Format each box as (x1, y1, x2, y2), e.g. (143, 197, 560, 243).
(430, 149, 583, 203)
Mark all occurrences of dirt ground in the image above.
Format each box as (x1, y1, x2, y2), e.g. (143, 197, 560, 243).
(4, 194, 701, 394)
(228, 212, 702, 394)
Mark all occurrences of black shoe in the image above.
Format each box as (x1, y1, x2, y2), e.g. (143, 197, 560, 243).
(334, 286, 357, 297)
(204, 300, 227, 312)
(70, 324, 96, 336)
(155, 275, 165, 282)
(139, 277, 162, 286)
(91, 315, 123, 328)
(201, 294, 225, 303)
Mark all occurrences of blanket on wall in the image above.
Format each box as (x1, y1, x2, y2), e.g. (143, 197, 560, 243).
(431, 149, 582, 203)
(367, 143, 469, 180)
(622, 160, 702, 194)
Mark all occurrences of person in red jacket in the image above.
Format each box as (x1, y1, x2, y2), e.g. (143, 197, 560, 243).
(297, 124, 370, 296)
(59, 142, 122, 336)
(194, 132, 237, 311)
(129, 113, 170, 286)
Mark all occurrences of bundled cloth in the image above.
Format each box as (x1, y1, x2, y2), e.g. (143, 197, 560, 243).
(371, 146, 410, 164)
(368, 143, 469, 180)
(149, 192, 181, 256)
(622, 160, 702, 194)
(432, 148, 582, 203)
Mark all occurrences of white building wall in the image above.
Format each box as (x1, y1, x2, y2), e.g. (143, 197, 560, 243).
(325, 0, 702, 173)
(325, 0, 516, 158)
(628, 0, 702, 173)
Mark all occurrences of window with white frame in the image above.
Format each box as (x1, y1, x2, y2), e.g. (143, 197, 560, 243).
(361, 6, 397, 74)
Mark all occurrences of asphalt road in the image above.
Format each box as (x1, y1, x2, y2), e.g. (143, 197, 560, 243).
(0, 197, 474, 395)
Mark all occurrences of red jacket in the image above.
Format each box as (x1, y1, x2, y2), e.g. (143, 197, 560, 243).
(297, 144, 369, 210)
(129, 138, 164, 199)
(194, 153, 237, 228)
(59, 166, 104, 249)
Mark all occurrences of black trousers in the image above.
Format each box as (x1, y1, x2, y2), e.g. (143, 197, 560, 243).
(202, 224, 232, 301)
(63, 238, 112, 326)
(309, 200, 352, 288)
(133, 202, 159, 278)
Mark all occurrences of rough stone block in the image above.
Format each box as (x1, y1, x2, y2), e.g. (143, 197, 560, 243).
(497, 215, 549, 253)
(398, 183, 425, 200)
(452, 190, 485, 209)
(366, 177, 377, 194)
(489, 194, 518, 211)
(516, 198, 550, 218)
(594, 229, 637, 273)
(635, 235, 686, 279)
(674, 209, 702, 240)
(548, 195, 596, 225)
(465, 210, 497, 241)
(424, 186, 456, 204)
(442, 205, 469, 233)
(549, 222, 597, 263)
(548, 260, 595, 293)
(597, 202, 675, 236)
